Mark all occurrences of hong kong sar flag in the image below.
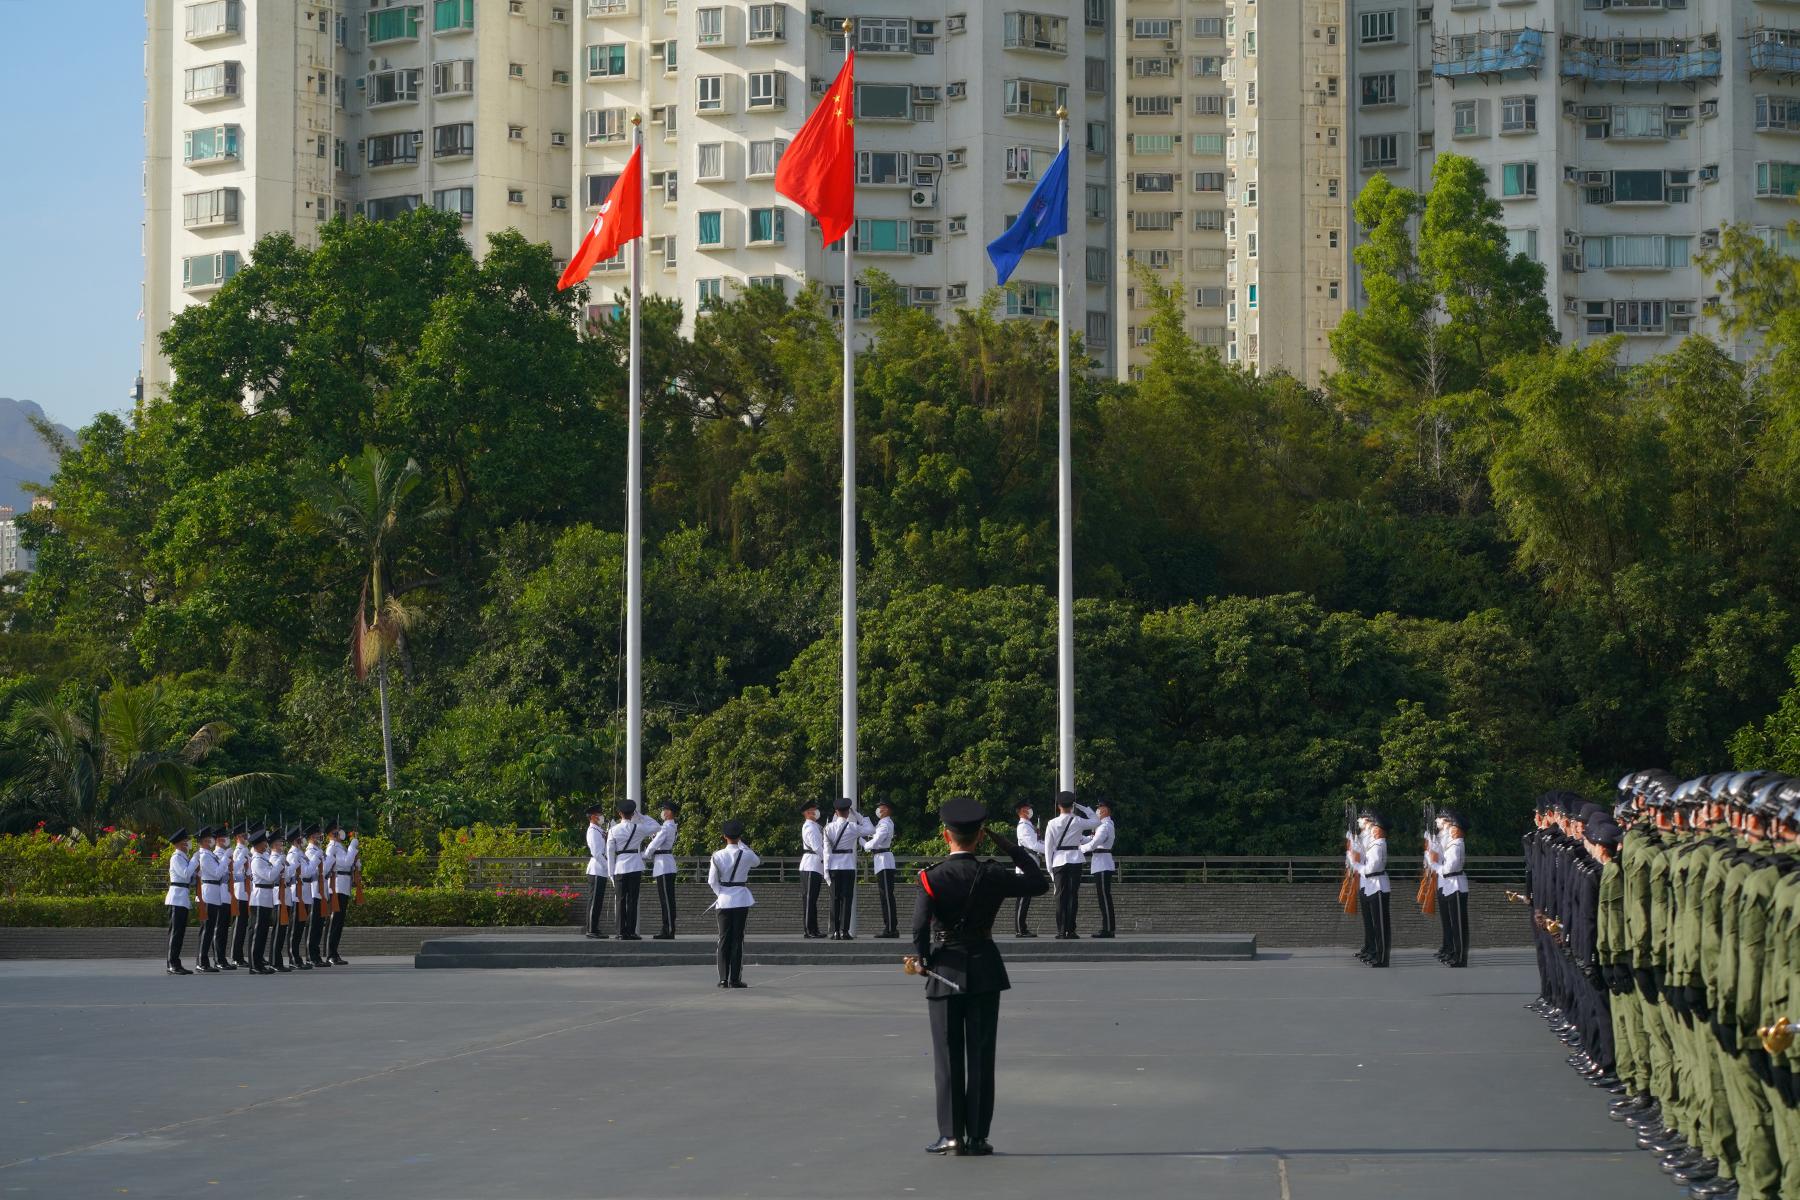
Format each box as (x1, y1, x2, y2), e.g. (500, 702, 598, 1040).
(557, 144, 644, 290)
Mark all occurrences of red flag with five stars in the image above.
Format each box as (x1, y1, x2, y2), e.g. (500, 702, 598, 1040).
(775, 52, 855, 246)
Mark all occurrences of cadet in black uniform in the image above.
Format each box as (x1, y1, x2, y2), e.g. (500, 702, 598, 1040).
(908, 797, 1050, 1157)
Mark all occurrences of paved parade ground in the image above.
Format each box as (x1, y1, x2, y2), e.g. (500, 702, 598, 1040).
(0, 947, 1666, 1200)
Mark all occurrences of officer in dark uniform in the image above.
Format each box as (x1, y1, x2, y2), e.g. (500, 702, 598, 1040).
(908, 797, 1049, 1157)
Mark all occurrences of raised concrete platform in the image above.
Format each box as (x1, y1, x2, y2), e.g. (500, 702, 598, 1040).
(414, 931, 1258, 969)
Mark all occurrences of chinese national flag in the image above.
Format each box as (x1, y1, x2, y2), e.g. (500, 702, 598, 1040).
(776, 52, 855, 246)
(557, 144, 644, 291)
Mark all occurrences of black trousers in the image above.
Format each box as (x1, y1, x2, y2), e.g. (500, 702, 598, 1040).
(1368, 890, 1391, 966)
(1091, 869, 1117, 933)
(328, 892, 348, 957)
(655, 872, 677, 935)
(828, 869, 855, 934)
(1447, 890, 1470, 967)
(616, 870, 642, 936)
(251, 907, 274, 969)
(716, 907, 748, 983)
(586, 875, 608, 936)
(309, 902, 328, 960)
(166, 904, 190, 967)
(1014, 894, 1033, 935)
(930, 991, 1002, 1142)
(232, 900, 250, 961)
(1437, 892, 1453, 955)
(874, 868, 897, 934)
(290, 911, 307, 963)
(1053, 864, 1082, 934)
(1358, 890, 1374, 957)
(801, 871, 823, 935)
(273, 913, 290, 964)
(206, 904, 228, 965)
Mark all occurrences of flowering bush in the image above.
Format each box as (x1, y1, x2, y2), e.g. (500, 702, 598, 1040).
(0, 830, 159, 897)
(432, 824, 576, 889)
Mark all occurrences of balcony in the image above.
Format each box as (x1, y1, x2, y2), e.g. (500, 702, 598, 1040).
(183, 62, 241, 104)
(1433, 28, 1544, 79)
(1003, 12, 1069, 55)
(182, 187, 241, 229)
(1749, 31, 1800, 76)
(1560, 36, 1722, 84)
(367, 5, 421, 45)
(432, 0, 473, 32)
(184, 0, 241, 42)
(182, 124, 242, 166)
(182, 250, 241, 293)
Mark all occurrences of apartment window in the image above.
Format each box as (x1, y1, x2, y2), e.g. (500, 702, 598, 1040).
(432, 58, 476, 95)
(1191, 56, 1222, 77)
(1501, 95, 1536, 133)
(748, 71, 787, 110)
(508, 62, 525, 79)
(855, 218, 912, 253)
(1085, 183, 1107, 221)
(508, 124, 526, 141)
(697, 278, 723, 310)
(1133, 57, 1173, 78)
(1085, 311, 1110, 350)
(366, 130, 421, 168)
(1500, 161, 1537, 198)
(1327, 178, 1340, 198)
(1133, 18, 1174, 38)
(433, 0, 474, 32)
(697, 142, 724, 179)
(185, 0, 241, 40)
(182, 187, 240, 228)
(587, 44, 628, 78)
(1192, 133, 1225, 156)
(1359, 134, 1400, 169)
(1329, 281, 1341, 301)
(1193, 209, 1224, 231)
(696, 7, 725, 45)
(697, 210, 724, 247)
(363, 194, 420, 222)
(1193, 171, 1225, 191)
(1003, 78, 1067, 119)
(1755, 95, 1800, 133)
(1453, 100, 1480, 138)
(1243, 182, 1257, 207)
(1134, 134, 1176, 155)
(1133, 210, 1177, 231)
(1613, 168, 1666, 203)
(1005, 12, 1069, 54)
(1247, 284, 1257, 310)
(748, 207, 786, 244)
(433, 122, 474, 158)
(368, 6, 420, 43)
(857, 83, 912, 120)
(1614, 300, 1666, 335)
(1194, 286, 1225, 308)
(1359, 10, 1397, 45)
(1247, 232, 1257, 258)
(747, 274, 785, 294)
(181, 250, 241, 291)
(748, 138, 788, 176)
(1005, 146, 1039, 182)
(183, 61, 241, 102)
(1755, 161, 1800, 198)
(367, 67, 421, 106)
(856, 150, 910, 185)
(1085, 0, 1106, 31)
(433, 186, 475, 220)
(1505, 227, 1538, 261)
(1086, 56, 1107, 94)
(584, 172, 619, 207)
(697, 75, 725, 111)
(1086, 246, 1106, 283)
(1328, 230, 1340, 249)
(1134, 172, 1175, 193)
(748, 4, 786, 41)
(1005, 282, 1057, 317)
(1133, 95, 1174, 117)
(650, 170, 678, 204)
(1360, 73, 1397, 108)
(857, 16, 913, 52)
(1086, 122, 1107, 155)
(1584, 234, 1689, 270)
(1193, 94, 1224, 117)
(182, 124, 241, 164)
(585, 107, 627, 144)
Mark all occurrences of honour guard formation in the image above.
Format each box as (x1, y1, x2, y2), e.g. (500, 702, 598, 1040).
(163, 818, 361, 976)
(1520, 770, 1800, 1200)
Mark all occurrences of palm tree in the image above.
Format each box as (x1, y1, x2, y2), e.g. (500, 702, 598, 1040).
(0, 681, 288, 840)
(300, 446, 443, 790)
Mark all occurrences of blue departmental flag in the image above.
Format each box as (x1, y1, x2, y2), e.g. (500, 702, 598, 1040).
(985, 142, 1070, 286)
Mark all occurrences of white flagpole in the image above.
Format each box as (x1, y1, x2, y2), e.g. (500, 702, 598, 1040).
(1055, 107, 1074, 795)
(840, 20, 858, 808)
(626, 118, 644, 810)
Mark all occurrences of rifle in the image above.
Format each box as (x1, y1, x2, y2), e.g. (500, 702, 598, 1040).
(1338, 801, 1360, 916)
(229, 845, 241, 919)
(1416, 801, 1439, 917)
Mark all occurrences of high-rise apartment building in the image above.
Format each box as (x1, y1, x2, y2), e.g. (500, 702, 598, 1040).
(142, 0, 1112, 388)
(0, 502, 48, 578)
(1345, 0, 1434, 302)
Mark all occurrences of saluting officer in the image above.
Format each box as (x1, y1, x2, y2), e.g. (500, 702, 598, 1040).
(163, 828, 197, 975)
(865, 800, 900, 939)
(583, 805, 610, 939)
(324, 817, 357, 964)
(1081, 800, 1119, 938)
(1042, 792, 1100, 939)
(708, 819, 760, 988)
(606, 799, 661, 940)
(909, 797, 1049, 1156)
(798, 801, 826, 938)
(824, 797, 874, 939)
(647, 802, 679, 940)
(1012, 801, 1044, 938)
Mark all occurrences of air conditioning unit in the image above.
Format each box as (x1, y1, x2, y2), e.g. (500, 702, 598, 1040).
(913, 171, 938, 187)
(911, 187, 937, 208)
(1562, 99, 1579, 118)
(1666, 105, 1692, 122)
(1698, 229, 1719, 250)
(1699, 99, 1718, 118)
(551, 196, 569, 210)
(916, 153, 943, 170)
(947, 283, 967, 301)
(1164, 39, 1178, 51)
(1582, 105, 1608, 121)
(946, 14, 966, 33)
(1669, 300, 1695, 316)
(1563, 165, 1582, 183)
(913, 85, 940, 103)
(946, 149, 966, 166)
(914, 220, 939, 236)
(552, 69, 571, 84)
(912, 287, 940, 304)
(1563, 229, 1582, 248)
(1561, 250, 1584, 273)
(1699, 164, 1719, 183)
(947, 216, 967, 233)
(1582, 170, 1610, 186)
(1564, 297, 1581, 316)
(827, 284, 846, 300)
(811, 77, 826, 95)
(550, 131, 569, 147)
(946, 82, 968, 100)
(810, 10, 828, 27)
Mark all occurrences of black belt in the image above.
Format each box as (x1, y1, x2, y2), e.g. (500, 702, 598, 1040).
(171, 882, 193, 889)
(1444, 871, 1465, 878)
(335, 870, 354, 875)
(1366, 871, 1387, 878)
(254, 883, 276, 889)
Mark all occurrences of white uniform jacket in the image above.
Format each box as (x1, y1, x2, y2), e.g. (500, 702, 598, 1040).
(605, 812, 662, 877)
(799, 819, 825, 875)
(823, 811, 874, 872)
(328, 839, 358, 896)
(282, 849, 301, 907)
(1015, 819, 1044, 876)
(585, 822, 609, 878)
(165, 848, 196, 908)
(645, 819, 679, 878)
(231, 842, 251, 902)
(1079, 816, 1117, 874)
(248, 850, 280, 908)
(1358, 837, 1391, 895)
(863, 816, 896, 874)
(196, 846, 229, 907)
(303, 844, 325, 902)
(1435, 838, 1469, 895)
(1043, 805, 1101, 870)
(708, 844, 761, 909)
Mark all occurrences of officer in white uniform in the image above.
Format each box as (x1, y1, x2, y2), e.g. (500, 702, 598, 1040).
(646, 802, 679, 939)
(863, 800, 899, 938)
(1012, 802, 1044, 938)
(302, 825, 330, 968)
(325, 818, 358, 964)
(582, 805, 610, 938)
(1042, 793, 1101, 939)
(195, 827, 231, 972)
(798, 802, 826, 938)
(1431, 810, 1471, 968)
(164, 828, 196, 975)
(227, 822, 252, 967)
(283, 828, 310, 970)
(823, 797, 874, 939)
(247, 830, 279, 974)
(269, 829, 295, 973)
(1079, 801, 1119, 938)
(708, 819, 760, 988)
(605, 799, 662, 939)
(1349, 811, 1392, 967)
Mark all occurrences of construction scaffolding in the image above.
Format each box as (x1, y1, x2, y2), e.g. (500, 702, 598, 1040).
(1432, 26, 1547, 82)
(1747, 26, 1800, 79)
(1560, 30, 1722, 88)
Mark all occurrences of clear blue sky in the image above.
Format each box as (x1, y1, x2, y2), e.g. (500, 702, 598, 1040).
(0, 4, 147, 431)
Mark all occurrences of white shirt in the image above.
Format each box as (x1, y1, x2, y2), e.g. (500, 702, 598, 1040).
(708, 844, 761, 909)
(606, 812, 662, 876)
(1015, 818, 1044, 857)
(165, 848, 195, 908)
(280, 848, 300, 905)
(327, 838, 358, 895)
(1435, 837, 1468, 895)
(230, 842, 251, 901)
(823, 810, 874, 871)
(303, 843, 326, 901)
(1043, 805, 1100, 869)
(645, 818, 679, 877)
(249, 850, 279, 908)
(862, 815, 896, 873)
(195, 845, 229, 906)
(798, 819, 825, 875)
(1357, 837, 1391, 895)
(585, 822, 609, 877)
(1079, 815, 1117, 873)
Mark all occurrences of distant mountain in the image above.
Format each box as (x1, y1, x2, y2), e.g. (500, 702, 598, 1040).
(0, 398, 74, 514)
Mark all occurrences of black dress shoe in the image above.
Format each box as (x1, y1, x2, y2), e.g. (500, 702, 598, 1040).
(718, 981, 731, 988)
(233, 957, 250, 968)
(273, 964, 292, 973)
(583, 932, 602, 939)
(1066, 932, 1082, 939)
(1093, 930, 1115, 939)
(296, 961, 313, 970)
(620, 933, 642, 941)
(729, 980, 748, 988)
(1673, 1161, 1718, 1186)
(329, 956, 348, 965)
(197, 963, 220, 974)
(1690, 1182, 1736, 1198)
(1015, 930, 1037, 938)
(254, 965, 276, 975)
(218, 961, 237, 971)
(1661, 1149, 1704, 1173)
(653, 932, 675, 940)
(311, 957, 329, 967)
(166, 964, 192, 976)
(965, 1138, 993, 1156)
(803, 932, 823, 939)
(924, 1137, 959, 1155)
(874, 931, 899, 939)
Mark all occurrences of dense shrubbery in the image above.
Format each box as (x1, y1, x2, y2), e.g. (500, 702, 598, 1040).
(0, 887, 579, 928)
(10, 161, 1800, 857)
